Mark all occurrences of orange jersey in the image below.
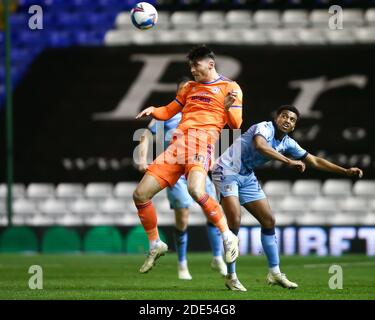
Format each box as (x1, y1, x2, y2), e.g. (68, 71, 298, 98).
(175, 76, 243, 136)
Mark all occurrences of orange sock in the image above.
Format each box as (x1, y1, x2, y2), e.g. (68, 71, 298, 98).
(197, 194, 228, 233)
(135, 201, 159, 241)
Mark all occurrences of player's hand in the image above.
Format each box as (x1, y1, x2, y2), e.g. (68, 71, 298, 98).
(288, 159, 306, 173)
(346, 167, 363, 178)
(137, 162, 148, 172)
(224, 90, 238, 111)
(135, 107, 155, 119)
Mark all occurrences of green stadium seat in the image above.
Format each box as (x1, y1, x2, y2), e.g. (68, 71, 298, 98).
(42, 226, 81, 253)
(0, 226, 38, 253)
(83, 226, 122, 253)
(123, 225, 167, 254)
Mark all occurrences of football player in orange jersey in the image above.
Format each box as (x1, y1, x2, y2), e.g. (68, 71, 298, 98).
(134, 45, 243, 274)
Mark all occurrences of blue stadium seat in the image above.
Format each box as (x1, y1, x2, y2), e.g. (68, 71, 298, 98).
(10, 48, 31, 64)
(126, 0, 154, 7)
(55, 12, 87, 28)
(39, 0, 67, 9)
(73, 31, 105, 45)
(0, 67, 4, 85)
(0, 32, 4, 45)
(96, 0, 134, 10)
(84, 12, 116, 30)
(17, 0, 43, 10)
(69, 0, 93, 10)
(0, 67, 20, 85)
(18, 0, 45, 7)
(47, 31, 73, 47)
(14, 30, 46, 46)
(9, 13, 29, 29)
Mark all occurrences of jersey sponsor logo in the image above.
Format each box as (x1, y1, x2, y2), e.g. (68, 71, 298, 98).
(190, 95, 211, 103)
(211, 87, 220, 94)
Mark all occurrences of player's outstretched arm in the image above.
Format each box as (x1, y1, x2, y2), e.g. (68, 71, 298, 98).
(254, 136, 305, 172)
(224, 89, 243, 129)
(303, 154, 363, 178)
(135, 100, 182, 121)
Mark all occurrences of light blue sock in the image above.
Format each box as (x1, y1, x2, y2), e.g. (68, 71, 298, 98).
(226, 227, 239, 274)
(174, 228, 188, 263)
(261, 227, 280, 268)
(206, 222, 222, 258)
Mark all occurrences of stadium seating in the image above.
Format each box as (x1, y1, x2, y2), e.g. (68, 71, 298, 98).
(13, 198, 39, 224)
(100, 198, 128, 219)
(225, 10, 253, 29)
(282, 9, 309, 28)
(57, 213, 84, 226)
(170, 11, 200, 30)
(296, 212, 328, 225)
(199, 11, 226, 29)
(253, 10, 281, 28)
(85, 183, 113, 200)
(56, 183, 85, 200)
(365, 8, 375, 25)
(0, 202, 7, 226)
(3, 2, 375, 109)
(71, 199, 99, 223)
(297, 28, 327, 44)
(310, 196, 337, 215)
(39, 199, 69, 223)
(26, 183, 55, 200)
(0, 183, 26, 199)
(103, 7, 375, 46)
(263, 181, 292, 199)
(113, 182, 138, 199)
(0, 179, 373, 226)
(321, 179, 353, 198)
(291, 180, 322, 198)
(353, 180, 375, 198)
(355, 27, 375, 42)
(278, 196, 308, 216)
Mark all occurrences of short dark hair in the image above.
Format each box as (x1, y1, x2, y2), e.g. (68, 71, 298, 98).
(187, 45, 215, 62)
(276, 105, 300, 119)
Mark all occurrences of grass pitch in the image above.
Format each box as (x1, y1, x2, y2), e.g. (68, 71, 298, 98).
(0, 253, 374, 300)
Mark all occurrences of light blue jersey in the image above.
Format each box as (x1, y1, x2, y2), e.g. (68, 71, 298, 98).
(148, 113, 182, 149)
(213, 121, 308, 205)
(148, 113, 217, 209)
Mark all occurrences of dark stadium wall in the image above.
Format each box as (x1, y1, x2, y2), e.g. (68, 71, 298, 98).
(0, 225, 373, 255)
(2, 44, 375, 183)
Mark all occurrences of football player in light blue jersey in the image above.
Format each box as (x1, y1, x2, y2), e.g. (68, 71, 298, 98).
(137, 77, 227, 280)
(212, 105, 363, 291)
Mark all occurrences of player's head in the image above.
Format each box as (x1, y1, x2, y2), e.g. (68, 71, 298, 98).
(187, 45, 216, 82)
(274, 105, 300, 134)
(176, 76, 190, 93)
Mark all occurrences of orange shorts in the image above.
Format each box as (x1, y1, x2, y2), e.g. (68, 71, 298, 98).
(146, 129, 215, 188)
